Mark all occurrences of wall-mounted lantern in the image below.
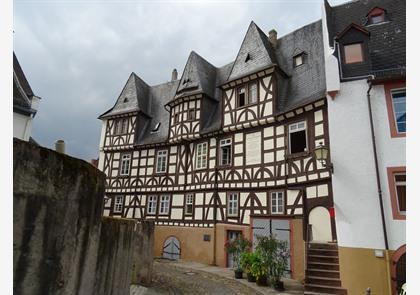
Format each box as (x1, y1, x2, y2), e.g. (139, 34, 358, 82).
(314, 142, 334, 173)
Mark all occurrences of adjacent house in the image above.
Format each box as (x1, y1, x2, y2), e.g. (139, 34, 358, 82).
(322, 0, 405, 294)
(13, 53, 41, 141)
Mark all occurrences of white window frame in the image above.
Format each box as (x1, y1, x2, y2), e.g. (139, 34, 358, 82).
(219, 138, 232, 166)
(195, 142, 208, 170)
(185, 194, 194, 215)
(227, 193, 239, 217)
(156, 150, 168, 173)
(288, 121, 307, 154)
(159, 195, 170, 215)
(249, 82, 258, 104)
(271, 192, 284, 214)
(391, 88, 406, 134)
(147, 196, 157, 215)
(113, 195, 123, 213)
(120, 154, 131, 176)
(294, 54, 304, 67)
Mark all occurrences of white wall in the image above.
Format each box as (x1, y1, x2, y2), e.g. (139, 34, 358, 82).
(13, 112, 32, 141)
(328, 80, 406, 250)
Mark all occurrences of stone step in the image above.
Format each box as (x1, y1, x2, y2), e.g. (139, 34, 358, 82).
(306, 276, 341, 287)
(305, 284, 347, 295)
(306, 268, 340, 279)
(308, 261, 340, 271)
(308, 248, 339, 257)
(308, 243, 338, 250)
(308, 254, 339, 264)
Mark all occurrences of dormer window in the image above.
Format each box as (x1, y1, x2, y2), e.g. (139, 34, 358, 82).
(367, 7, 386, 25)
(238, 87, 246, 107)
(123, 97, 129, 103)
(293, 53, 305, 67)
(187, 108, 196, 121)
(151, 122, 161, 133)
(344, 43, 364, 64)
(245, 53, 251, 63)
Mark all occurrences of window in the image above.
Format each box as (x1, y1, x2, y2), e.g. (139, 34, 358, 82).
(249, 83, 258, 104)
(227, 193, 239, 216)
(387, 167, 406, 220)
(271, 192, 284, 214)
(151, 122, 161, 133)
(344, 43, 364, 64)
(121, 118, 128, 134)
(391, 89, 406, 133)
(120, 154, 131, 175)
(114, 196, 123, 213)
(156, 150, 168, 173)
(174, 113, 180, 124)
(370, 13, 385, 24)
(289, 121, 307, 154)
(219, 138, 232, 166)
(114, 120, 120, 135)
(147, 196, 157, 214)
(188, 109, 196, 121)
(293, 54, 304, 67)
(159, 195, 170, 215)
(195, 142, 208, 169)
(238, 87, 246, 107)
(185, 194, 194, 215)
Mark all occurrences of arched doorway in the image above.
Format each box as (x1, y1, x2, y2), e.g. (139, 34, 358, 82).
(391, 244, 406, 295)
(308, 206, 332, 242)
(162, 236, 181, 260)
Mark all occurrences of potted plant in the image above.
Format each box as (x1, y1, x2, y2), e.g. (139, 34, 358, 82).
(270, 240, 289, 291)
(250, 251, 268, 286)
(224, 235, 251, 279)
(240, 252, 257, 282)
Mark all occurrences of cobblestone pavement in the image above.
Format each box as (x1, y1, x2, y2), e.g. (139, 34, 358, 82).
(135, 259, 263, 295)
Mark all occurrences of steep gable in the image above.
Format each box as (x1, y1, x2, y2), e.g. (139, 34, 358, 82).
(227, 21, 278, 81)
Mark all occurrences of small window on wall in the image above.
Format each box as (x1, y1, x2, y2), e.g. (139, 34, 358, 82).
(195, 142, 208, 169)
(156, 150, 168, 173)
(159, 195, 170, 215)
(394, 174, 406, 213)
(147, 196, 157, 214)
(271, 192, 284, 214)
(174, 113, 180, 124)
(289, 121, 307, 154)
(114, 196, 123, 213)
(121, 118, 128, 134)
(120, 154, 131, 175)
(293, 54, 305, 67)
(187, 109, 196, 121)
(227, 193, 239, 216)
(114, 120, 120, 135)
(391, 89, 406, 133)
(344, 43, 364, 64)
(238, 87, 246, 107)
(185, 194, 194, 216)
(219, 138, 232, 166)
(249, 82, 258, 104)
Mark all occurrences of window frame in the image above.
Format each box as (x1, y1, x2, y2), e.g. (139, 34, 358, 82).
(387, 167, 406, 220)
(113, 195, 124, 214)
(120, 118, 128, 134)
(385, 82, 406, 138)
(236, 80, 259, 109)
(248, 82, 258, 104)
(288, 120, 308, 155)
(227, 193, 239, 217)
(113, 119, 120, 135)
(174, 112, 180, 124)
(293, 53, 305, 67)
(195, 141, 208, 170)
(219, 137, 232, 167)
(120, 153, 131, 176)
(270, 191, 285, 215)
(159, 195, 171, 215)
(184, 193, 195, 216)
(147, 195, 158, 215)
(343, 42, 365, 64)
(187, 108, 196, 121)
(155, 149, 168, 174)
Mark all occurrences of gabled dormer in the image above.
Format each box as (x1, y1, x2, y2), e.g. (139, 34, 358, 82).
(167, 51, 218, 142)
(99, 72, 150, 149)
(335, 23, 371, 79)
(365, 7, 388, 26)
(221, 21, 283, 130)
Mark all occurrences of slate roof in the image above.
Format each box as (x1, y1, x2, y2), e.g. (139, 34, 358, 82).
(324, 0, 406, 75)
(100, 20, 327, 146)
(13, 53, 36, 116)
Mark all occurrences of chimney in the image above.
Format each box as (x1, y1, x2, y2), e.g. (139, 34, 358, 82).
(268, 29, 277, 48)
(171, 69, 178, 81)
(55, 139, 65, 154)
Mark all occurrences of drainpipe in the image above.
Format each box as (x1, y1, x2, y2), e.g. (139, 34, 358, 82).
(366, 79, 389, 250)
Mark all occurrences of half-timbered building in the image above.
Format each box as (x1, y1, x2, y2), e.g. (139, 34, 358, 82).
(98, 20, 338, 284)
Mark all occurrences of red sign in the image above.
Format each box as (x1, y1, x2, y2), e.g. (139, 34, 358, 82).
(329, 207, 335, 218)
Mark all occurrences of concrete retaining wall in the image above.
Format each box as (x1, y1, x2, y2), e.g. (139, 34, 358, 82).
(132, 220, 154, 286)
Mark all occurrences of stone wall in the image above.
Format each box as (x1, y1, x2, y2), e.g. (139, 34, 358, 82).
(13, 138, 105, 295)
(13, 139, 154, 295)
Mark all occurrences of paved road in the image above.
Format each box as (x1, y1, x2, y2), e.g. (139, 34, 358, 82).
(133, 259, 262, 295)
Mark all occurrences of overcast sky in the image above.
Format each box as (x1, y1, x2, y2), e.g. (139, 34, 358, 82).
(14, 0, 347, 161)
